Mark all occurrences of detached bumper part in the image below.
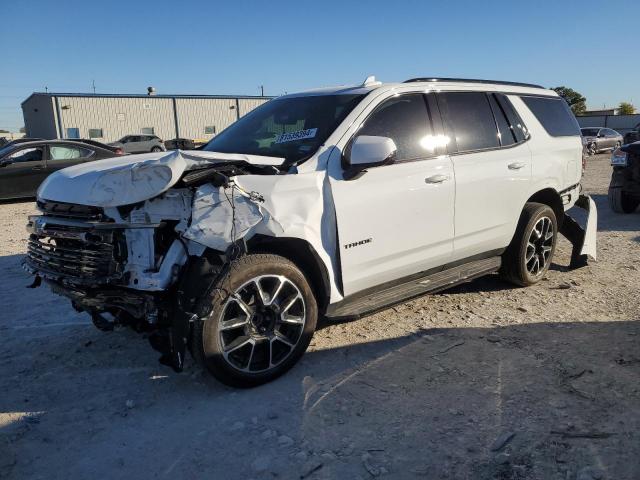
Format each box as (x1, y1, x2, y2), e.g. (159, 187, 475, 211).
(560, 194, 597, 269)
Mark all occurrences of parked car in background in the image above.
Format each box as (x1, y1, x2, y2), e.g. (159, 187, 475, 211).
(109, 135, 165, 153)
(0, 139, 123, 200)
(581, 127, 623, 155)
(608, 141, 640, 213)
(623, 123, 640, 144)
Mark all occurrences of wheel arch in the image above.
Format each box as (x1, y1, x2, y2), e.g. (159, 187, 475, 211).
(246, 235, 331, 313)
(526, 188, 564, 227)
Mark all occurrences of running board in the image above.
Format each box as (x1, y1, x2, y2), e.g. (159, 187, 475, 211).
(326, 256, 501, 319)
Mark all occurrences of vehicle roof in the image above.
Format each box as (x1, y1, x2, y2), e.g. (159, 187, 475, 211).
(279, 77, 556, 99)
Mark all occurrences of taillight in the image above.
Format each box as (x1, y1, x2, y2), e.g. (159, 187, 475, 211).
(159, 139, 164, 143)
(115, 148, 124, 155)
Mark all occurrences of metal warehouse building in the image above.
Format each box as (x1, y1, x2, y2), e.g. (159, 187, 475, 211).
(21, 92, 272, 143)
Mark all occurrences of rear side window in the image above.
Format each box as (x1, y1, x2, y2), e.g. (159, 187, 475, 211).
(521, 96, 580, 137)
(495, 94, 528, 143)
(438, 92, 500, 152)
(357, 94, 434, 162)
(487, 94, 516, 146)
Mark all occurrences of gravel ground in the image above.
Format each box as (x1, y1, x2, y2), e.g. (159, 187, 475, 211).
(1, 154, 639, 479)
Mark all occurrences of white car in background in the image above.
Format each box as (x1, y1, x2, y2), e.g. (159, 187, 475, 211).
(109, 134, 165, 153)
(25, 76, 596, 387)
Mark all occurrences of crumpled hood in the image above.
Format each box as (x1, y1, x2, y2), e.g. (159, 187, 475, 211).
(37, 149, 285, 207)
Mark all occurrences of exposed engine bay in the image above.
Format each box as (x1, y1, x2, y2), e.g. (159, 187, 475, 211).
(23, 150, 318, 370)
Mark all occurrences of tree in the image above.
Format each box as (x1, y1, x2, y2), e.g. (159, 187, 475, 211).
(19, 126, 26, 133)
(618, 102, 636, 115)
(553, 86, 587, 115)
(0, 129, 9, 133)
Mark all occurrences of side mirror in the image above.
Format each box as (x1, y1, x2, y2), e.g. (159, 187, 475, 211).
(345, 135, 396, 179)
(597, 133, 604, 138)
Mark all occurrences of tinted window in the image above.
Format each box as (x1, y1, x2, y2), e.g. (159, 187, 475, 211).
(581, 128, 599, 137)
(521, 96, 580, 137)
(439, 92, 500, 152)
(495, 94, 529, 142)
(49, 145, 93, 160)
(7, 147, 43, 163)
(357, 94, 434, 162)
(204, 94, 365, 164)
(487, 94, 516, 146)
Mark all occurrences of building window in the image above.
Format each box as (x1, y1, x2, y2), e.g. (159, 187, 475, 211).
(204, 126, 216, 135)
(88, 128, 103, 139)
(141, 127, 154, 135)
(66, 128, 80, 139)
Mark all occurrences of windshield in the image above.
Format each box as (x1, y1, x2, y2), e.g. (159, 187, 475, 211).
(203, 94, 365, 163)
(581, 128, 599, 137)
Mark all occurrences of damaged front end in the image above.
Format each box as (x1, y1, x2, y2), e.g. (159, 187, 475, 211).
(24, 150, 291, 370)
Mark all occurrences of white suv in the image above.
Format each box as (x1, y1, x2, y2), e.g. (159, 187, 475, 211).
(25, 77, 596, 387)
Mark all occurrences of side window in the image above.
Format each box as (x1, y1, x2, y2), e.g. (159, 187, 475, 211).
(357, 94, 434, 162)
(487, 94, 516, 146)
(129, 136, 141, 143)
(8, 147, 44, 163)
(495, 94, 528, 143)
(520, 96, 581, 137)
(49, 146, 93, 160)
(438, 92, 500, 152)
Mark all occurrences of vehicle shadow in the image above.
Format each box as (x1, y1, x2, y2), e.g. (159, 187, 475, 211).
(1, 277, 639, 480)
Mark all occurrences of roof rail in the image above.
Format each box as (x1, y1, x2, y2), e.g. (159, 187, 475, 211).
(403, 77, 545, 89)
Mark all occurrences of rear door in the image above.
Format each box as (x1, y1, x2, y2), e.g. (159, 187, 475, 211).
(124, 136, 142, 153)
(437, 91, 532, 260)
(0, 146, 47, 198)
(330, 93, 455, 296)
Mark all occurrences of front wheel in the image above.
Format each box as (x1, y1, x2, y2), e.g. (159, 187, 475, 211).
(500, 203, 558, 287)
(608, 187, 639, 213)
(191, 254, 317, 387)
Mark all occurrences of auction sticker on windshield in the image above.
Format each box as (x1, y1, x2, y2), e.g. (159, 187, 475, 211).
(275, 128, 318, 144)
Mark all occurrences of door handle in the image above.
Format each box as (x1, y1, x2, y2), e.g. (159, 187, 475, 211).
(508, 162, 526, 170)
(425, 174, 450, 184)
(32, 165, 45, 171)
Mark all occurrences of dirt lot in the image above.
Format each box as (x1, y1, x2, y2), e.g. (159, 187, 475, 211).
(1, 154, 639, 480)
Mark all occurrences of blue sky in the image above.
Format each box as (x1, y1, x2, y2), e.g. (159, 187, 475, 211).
(1, 0, 638, 132)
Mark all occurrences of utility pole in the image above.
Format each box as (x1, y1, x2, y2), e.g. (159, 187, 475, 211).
(45, 86, 48, 93)
(260, 85, 264, 96)
(92, 80, 96, 94)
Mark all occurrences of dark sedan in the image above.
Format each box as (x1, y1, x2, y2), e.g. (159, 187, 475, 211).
(0, 140, 122, 200)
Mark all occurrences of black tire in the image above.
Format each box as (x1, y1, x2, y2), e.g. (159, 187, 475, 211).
(191, 254, 317, 388)
(500, 203, 558, 287)
(151, 146, 163, 152)
(588, 143, 596, 156)
(614, 141, 621, 150)
(608, 187, 639, 214)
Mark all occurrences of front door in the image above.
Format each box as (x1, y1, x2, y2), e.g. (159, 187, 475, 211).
(0, 146, 47, 199)
(329, 93, 455, 296)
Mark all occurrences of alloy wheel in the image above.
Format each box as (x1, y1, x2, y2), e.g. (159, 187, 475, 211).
(218, 275, 306, 373)
(525, 216, 554, 276)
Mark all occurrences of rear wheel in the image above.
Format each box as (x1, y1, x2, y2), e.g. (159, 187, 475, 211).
(500, 203, 557, 287)
(191, 254, 317, 387)
(151, 146, 163, 152)
(587, 143, 596, 156)
(608, 186, 639, 213)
